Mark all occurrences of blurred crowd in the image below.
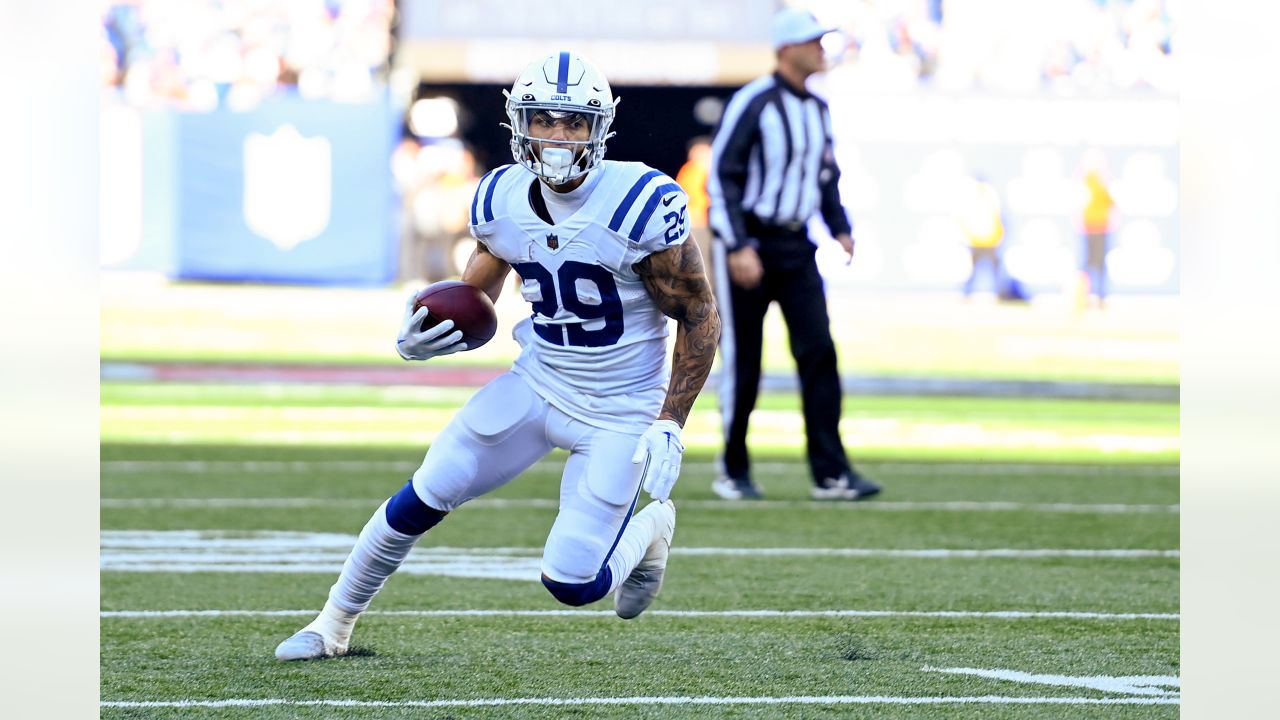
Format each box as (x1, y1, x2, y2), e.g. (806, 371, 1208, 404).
(101, 0, 395, 110)
(813, 0, 1177, 94)
(101, 0, 1178, 111)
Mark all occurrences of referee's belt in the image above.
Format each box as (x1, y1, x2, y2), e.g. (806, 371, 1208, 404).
(747, 214, 806, 234)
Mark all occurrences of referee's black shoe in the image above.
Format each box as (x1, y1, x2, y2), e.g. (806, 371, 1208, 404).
(811, 472, 881, 501)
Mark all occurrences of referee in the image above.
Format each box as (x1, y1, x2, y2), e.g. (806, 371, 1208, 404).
(708, 8, 880, 502)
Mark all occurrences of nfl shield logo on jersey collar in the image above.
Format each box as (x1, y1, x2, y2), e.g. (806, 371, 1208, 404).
(545, 233, 559, 249)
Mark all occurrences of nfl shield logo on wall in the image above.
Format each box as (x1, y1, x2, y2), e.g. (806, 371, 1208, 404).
(545, 233, 559, 250)
(243, 125, 332, 251)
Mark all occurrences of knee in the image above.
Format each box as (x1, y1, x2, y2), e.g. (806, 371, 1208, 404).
(384, 480, 448, 535)
(794, 338, 837, 370)
(410, 432, 479, 512)
(541, 570, 613, 607)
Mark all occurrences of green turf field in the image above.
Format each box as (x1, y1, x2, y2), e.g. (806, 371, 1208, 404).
(100, 382, 1179, 717)
(102, 383, 1178, 463)
(100, 280, 1180, 384)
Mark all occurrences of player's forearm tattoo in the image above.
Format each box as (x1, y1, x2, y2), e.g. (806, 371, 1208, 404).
(635, 239, 722, 426)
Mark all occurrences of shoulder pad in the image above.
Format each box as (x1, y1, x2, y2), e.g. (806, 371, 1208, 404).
(603, 166, 689, 250)
(469, 164, 520, 230)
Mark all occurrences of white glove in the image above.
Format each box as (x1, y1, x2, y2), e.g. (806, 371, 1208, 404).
(395, 291, 467, 361)
(631, 419, 685, 502)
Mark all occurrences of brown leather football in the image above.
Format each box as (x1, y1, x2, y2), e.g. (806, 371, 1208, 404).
(413, 281, 498, 350)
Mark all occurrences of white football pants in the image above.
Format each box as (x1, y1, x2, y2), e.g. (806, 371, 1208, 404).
(411, 372, 647, 584)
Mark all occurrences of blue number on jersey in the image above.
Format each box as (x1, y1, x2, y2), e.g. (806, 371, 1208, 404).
(513, 260, 625, 348)
(513, 262, 560, 345)
(662, 206, 687, 244)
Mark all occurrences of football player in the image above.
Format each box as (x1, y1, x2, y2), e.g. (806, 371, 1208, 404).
(276, 52, 721, 660)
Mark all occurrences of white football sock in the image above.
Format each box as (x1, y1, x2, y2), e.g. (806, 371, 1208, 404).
(604, 508, 656, 594)
(301, 599, 361, 648)
(327, 501, 422, 614)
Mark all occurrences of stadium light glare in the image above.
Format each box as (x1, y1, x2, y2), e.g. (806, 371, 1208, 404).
(409, 98, 459, 139)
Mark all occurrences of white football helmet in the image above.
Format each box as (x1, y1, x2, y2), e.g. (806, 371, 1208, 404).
(503, 52, 618, 185)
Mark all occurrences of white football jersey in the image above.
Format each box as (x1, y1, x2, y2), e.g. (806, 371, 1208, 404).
(469, 160, 691, 433)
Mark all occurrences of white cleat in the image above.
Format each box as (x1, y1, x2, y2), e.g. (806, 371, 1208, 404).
(615, 500, 676, 619)
(274, 630, 347, 661)
(275, 602, 359, 661)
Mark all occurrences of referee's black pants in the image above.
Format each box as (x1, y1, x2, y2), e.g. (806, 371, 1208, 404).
(714, 238, 851, 486)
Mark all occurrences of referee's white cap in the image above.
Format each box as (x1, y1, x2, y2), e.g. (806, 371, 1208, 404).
(771, 8, 835, 50)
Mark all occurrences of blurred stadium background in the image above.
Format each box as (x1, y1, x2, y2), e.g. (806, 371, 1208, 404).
(99, 0, 1178, 298)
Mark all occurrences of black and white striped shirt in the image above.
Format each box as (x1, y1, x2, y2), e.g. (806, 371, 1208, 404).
(708, 73, 851, 251)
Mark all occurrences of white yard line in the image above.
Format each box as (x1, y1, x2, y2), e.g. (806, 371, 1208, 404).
(677, 548, 1177, 558)
(101, 549, 1175, 563)
(99, 531, 1176, 580)
(100, 608, 1179, 620)
(101, 460, 1179, 477)
(100, 496, 1180, 513)
(99, 695, 1179, 709)
(99, 530, 1178, 560)
(923, 667, 1179, 696)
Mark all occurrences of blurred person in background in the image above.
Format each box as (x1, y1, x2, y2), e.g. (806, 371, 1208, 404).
(1079, 152, 1116, 308)
(275, 52, 720, 661)
(676, 136, 713, 284)
(959, 173, 1005, 300)
(707, 8, 880, 503)
(392, 130, 479, 283)
(391, 131, 430, 282)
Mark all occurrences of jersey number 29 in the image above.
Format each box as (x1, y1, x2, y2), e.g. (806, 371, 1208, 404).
(513, 260, 624, 348)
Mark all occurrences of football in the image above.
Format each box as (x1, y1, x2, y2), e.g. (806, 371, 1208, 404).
(413, 280, 498, 350)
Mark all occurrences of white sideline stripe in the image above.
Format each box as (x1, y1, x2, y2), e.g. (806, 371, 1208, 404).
(101, 459, 1179, 478)
(100, 497, 1180, 514)
(100, 609, 1180, 620)
(99, 548, 1178, 561)
(99, 531, 1178, 559)
(99, 695, 1179, 709)
(678, 548, 1179, 558)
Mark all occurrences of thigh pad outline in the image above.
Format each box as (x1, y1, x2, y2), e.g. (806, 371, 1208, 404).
(580, 430, 646, 509)
(458, 373, 541, 445)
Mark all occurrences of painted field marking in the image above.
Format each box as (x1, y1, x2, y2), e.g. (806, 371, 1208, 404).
(677, 548, 1178, 558)
(923, 667, 1179, 697)
(101, 459, 1180, 478)
(99, 695, 1178, 709)
(100, 608, 1180, 620)
(100, 530, 1182, 558)
(99, 547, 1180, 559)
(100, 530, 1178, 580)
(100, 496, 1180, 514)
